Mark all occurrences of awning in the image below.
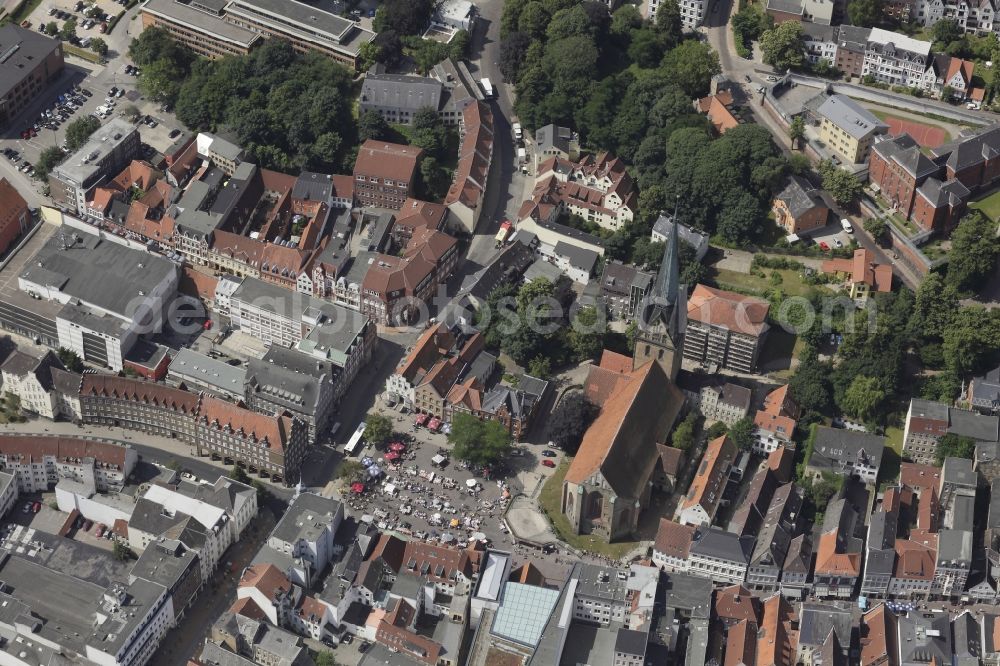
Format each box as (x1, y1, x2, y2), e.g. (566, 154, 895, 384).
(351, 483, 365, 494)
(465, 479, 477, 488)
(385, 452, 401, 462)
(428, 418, 442, 431)
(415, 413, 429, 426)
(431, 454, 447, 465)
(389, 443, 406, 453)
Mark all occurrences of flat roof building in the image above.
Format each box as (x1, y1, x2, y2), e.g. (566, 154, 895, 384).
(49, 118, 141, 214)
(0, 26, 64, 128)
(140, 0, 260, 59)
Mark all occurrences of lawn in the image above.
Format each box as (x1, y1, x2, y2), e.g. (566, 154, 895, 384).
(885, 426, 904, 456)
(709, 267, 819, 298)
(970, 188, 1000, 222)
(536, 459, 643, 559)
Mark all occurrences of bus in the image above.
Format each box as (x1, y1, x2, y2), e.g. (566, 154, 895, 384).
(345, 422, 366, 455)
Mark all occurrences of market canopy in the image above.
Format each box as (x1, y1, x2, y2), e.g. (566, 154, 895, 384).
(428, 417, 442, 431)
(415, 413, 429, 426)
(466, 479, 478, 488)
(351, 483, 365, 494)
(385, 452, 401, 462)
(389, 442, 407, 452)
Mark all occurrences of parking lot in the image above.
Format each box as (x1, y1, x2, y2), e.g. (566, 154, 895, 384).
(2, 2, 186, 180)
(805, 220, 855, 251)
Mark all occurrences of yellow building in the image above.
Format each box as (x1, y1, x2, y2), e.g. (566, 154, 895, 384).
(816, 95, 888, 164)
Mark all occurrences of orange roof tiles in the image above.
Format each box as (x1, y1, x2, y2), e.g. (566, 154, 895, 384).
(861, 605, 891, 666)
(0, 434, 129, 468)
(376, 621, 442, 665)
(509, 562, 546, 586)
(230, 596, 268, 621)
(715, 584, 761, 625)
(762, 384, 800, 420)
(726, 619, 757, 666)
(239, 563, 291, 601)
(353, 140, 422, 182)
(687, 284, 770, 336)
(198, 395, 294, 451)
(653, 519, 696, 560)
(565, 361, 682, 490)
(900, 462, 941, 493)
(297, 595, 327, 622)
(815, 529, 862, 578)
(598, 349, 633, 374)
(699, 94, 740, 134)
(395, 198, 448, 235)
(755, 411, 796, 440)
(820, 249, 892, 292)
(893, 537, 936, 580)
(767, 445, 795, 483)
(681, 435, 738, 515)
(179, 266, 219, 302)
(331, 174, 354, 202)
(757, 595, 798, 666)
(446, 102, 493, 209)
(397, 324, 456, 384)
(81, 374, 201, 414)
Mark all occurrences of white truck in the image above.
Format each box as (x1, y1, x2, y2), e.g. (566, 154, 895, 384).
(479, 77, 495, 99)
(512, 122, 523, 141)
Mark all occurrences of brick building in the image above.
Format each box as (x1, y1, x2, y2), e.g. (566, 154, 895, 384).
(352, 141, 423, 210)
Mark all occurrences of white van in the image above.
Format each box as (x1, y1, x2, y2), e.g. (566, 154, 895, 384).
(840, 218, 854, 233)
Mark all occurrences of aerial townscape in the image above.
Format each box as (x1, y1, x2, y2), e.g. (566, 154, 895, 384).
(4, 0, 1000, 664)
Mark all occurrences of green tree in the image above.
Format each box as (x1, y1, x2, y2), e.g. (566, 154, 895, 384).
(231, 465, 250, 484)
(528, 356, 552, 379)
(138, 57, 185, 104)
(789, 346, 832, 414)
(359, 110, 391, 142)
(450, 29, 471, 60)
(363, 413, 393, 446)
(358, 41, 380, 70)
(931, 19, 964, 46)
(841, 375, 884, 423)
(705, 421, 728, 440)
(121, 104, 141, 122)
(611, 4, 642, 35)
(373, 0, 435, 35)
(653, 0, 683, 46)
(59, 18, 77, 41)
(64, 116, 101, 152)
(913, 273, 959, 339)
(90, 37, 108, 57)
(789, 115, 806, 149)
(847, 0, 884, 27)
(418, 156, 450, 200)
(945, 211, 1000, 295)
(45, 21, 58, 36)
(808, 471, 844, 507)
(819, 160, 863, 205)
(546, 392, 598, 453)
(935, 433, 977, 465)
(113, 541, 134, 561)
(670, 411, 700, 452)
(35, 146, 66, 182)
(448, 413, 512, 466)
(760, 21, 805, 71)
(314, 650, 339, 666)
(337, 460, 366, 482)
(864, 216, 887, 242)
(727, 417, 755, 451)
(567, 306, 605, 361)
(661, 40, 721, 99)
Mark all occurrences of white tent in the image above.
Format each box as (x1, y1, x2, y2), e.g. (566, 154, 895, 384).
(465, 479, 478, 488)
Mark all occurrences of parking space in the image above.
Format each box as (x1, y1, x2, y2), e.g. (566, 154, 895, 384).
(28, 0, 129, 45)
(805, 221, 855, 251)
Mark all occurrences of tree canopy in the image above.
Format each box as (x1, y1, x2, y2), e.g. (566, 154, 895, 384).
(935, 433, 976, 465)
(448, 413, 512, 466)
(547, 392, 599, 454)
(760, 21, 805, 71)
(363, 413, 393, 447)
(945, 211, 999, 295)
(64, 116, 101, 153)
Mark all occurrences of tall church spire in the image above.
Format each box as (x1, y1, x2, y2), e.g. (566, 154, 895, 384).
(655, 199, 681, 306)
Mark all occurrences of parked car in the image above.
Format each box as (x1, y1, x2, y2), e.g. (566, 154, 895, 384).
(21, 502, 31, 514)
(541, 460, 556, 468)
(168, 128, 181, 139)
(819, 241, 830, 251)
(32, 502, 40, 513)
(541, 450, 557, 457)
(833, 238, 844, 248)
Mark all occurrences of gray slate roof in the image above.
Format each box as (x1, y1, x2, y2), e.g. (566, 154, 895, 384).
(808, 427, 885, 473)
(799, 602, 854, 649)
(816, 95, 888, 139)
(872, 134, 938, 178)
(776, 176, 827, 220)
(690, 526, 753, 564)
(361, 73, 444, 113)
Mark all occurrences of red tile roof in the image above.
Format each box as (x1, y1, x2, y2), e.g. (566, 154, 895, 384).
(893, 537, 936, 581)
(353, 140, 422, 182)
(179, 266, 219, 302)
(0, 434, 129, 468)
(861, 604, 891, 666)
(687, 284, 770, 336)
(229, 596, 268, 621)
(900, 462, 941, 493)
(681, 435, 738, 516)
(239, 563, 291, 601)
(821, 249, 892, 292)
(757, 594, 798, 666)
(331, 174, 354, 202)
(726, 619, 757, 666)
(715, 584, 761, 625)
(81, 374, 201, 414)
(653, 519, 696, 560)
(198, 395, 295, 451)
(445, 102, 493, 209)
(598, 350, 633, 374)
